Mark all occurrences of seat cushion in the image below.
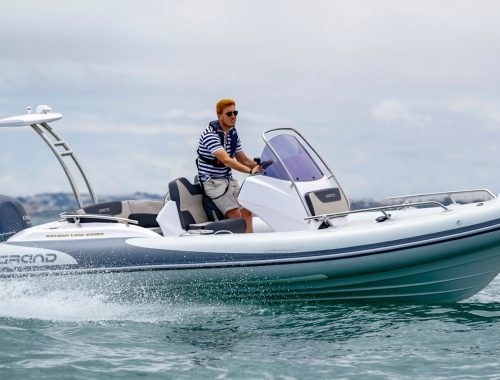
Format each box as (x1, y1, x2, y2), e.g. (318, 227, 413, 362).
(168, 177, 208, 229)
(128, 200, 163, 227)
(304, 188, 349, 216)
(189, 218, 247, 234)
(76, 200, 163, 227)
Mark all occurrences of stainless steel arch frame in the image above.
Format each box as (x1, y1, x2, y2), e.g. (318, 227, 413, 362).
(30, 122, 98, 209)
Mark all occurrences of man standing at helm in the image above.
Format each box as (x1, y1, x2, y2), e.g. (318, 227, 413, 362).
(197, 99, 261, 233)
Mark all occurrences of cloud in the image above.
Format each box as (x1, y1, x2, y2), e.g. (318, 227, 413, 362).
(372, 100, 412, 124)
(448, 97, 500, 126)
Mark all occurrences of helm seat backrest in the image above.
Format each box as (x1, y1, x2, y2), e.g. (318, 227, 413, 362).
(168, 177, 208, 229)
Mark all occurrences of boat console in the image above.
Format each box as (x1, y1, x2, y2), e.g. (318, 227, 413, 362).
(238, 129, 350, 232)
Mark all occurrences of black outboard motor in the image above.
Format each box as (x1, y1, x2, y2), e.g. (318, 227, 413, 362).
(0, 195, 32, 242)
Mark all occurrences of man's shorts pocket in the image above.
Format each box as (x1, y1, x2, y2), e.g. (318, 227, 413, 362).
(203, 179, 230, 199)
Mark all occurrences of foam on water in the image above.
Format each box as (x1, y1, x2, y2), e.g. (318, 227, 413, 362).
(0, 278, 227, 323)
(465, 276, 500, 304)
(1, 275, 498, 323)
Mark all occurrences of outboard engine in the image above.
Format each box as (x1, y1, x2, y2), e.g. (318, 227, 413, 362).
(0, 195, 32, 242)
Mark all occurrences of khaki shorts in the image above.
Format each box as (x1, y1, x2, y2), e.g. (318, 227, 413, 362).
(203, 179, 241, 215)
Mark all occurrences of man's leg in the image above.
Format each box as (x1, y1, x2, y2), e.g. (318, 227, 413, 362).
(226, 208, 253, 233)
(206, 180, 252, 233)
(225, 208, 241, 219)
(240, 208, 253, 233)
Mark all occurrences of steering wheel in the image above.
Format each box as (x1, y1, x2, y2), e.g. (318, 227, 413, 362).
(261, 159, 273, 169)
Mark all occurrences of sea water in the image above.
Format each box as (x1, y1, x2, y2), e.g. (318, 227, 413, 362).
(0, 273, 498, 379)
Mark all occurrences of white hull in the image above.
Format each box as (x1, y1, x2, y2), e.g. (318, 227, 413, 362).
(2, 200, 500, 303)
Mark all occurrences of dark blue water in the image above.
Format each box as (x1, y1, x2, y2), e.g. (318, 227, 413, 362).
(0, 275, 499, 379)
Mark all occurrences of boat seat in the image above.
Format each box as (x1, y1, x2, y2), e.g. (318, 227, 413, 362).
(304, 187, 349, 217)
(75, 200, 164, 227)
(192, 175, 224, 221)
(168, 177, 246, 233)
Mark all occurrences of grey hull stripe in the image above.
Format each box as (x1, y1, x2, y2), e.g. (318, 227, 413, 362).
(1, 217, 500, 277)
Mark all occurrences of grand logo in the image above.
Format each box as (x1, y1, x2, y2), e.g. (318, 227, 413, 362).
(0, 253, 57, 265)
(0, 245, 78, 268)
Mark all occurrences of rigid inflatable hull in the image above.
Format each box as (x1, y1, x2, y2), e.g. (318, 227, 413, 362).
(2, 220, 500, 303)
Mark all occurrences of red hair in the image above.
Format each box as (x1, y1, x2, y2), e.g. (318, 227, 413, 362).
(216, 99, 236, 115)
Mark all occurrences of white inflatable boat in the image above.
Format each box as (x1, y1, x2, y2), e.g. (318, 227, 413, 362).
(1, 106, 500, 303)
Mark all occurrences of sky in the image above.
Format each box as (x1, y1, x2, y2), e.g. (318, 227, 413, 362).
(1, 0, 500, 201)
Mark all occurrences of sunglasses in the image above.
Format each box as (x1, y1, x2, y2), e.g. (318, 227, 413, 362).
(225, 110, 239, 117)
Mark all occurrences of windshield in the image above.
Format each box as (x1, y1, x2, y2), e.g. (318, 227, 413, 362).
(260, 134, 324, 181)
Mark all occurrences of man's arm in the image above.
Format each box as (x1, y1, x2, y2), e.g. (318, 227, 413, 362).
(234, 151, 258, 168)
(214, 149, 260, 174)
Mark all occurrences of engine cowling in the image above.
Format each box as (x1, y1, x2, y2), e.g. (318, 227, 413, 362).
(0, 195, 32, 242)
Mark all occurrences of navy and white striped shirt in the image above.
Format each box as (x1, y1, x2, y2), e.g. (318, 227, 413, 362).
(197, 122, 242, 182)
